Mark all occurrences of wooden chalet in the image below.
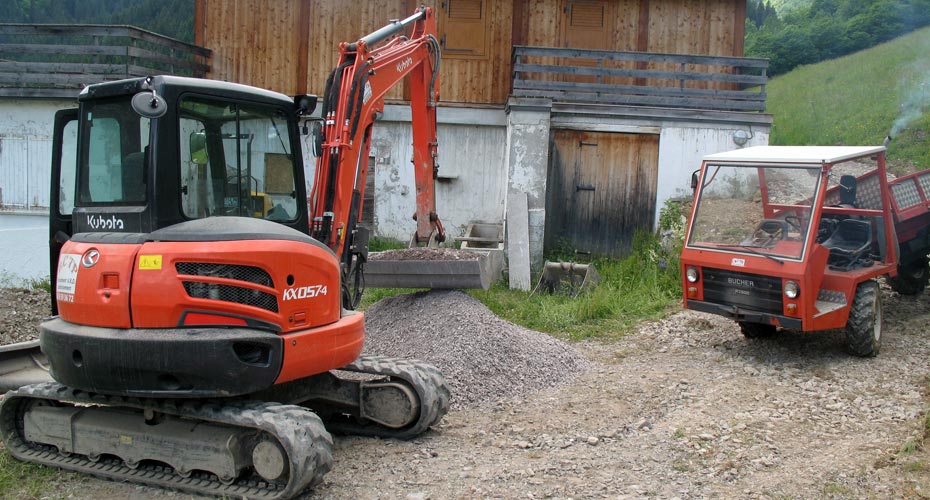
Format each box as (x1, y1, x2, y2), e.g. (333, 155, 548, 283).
(194, 0, 771, 284)
(0, 1, 770, 287)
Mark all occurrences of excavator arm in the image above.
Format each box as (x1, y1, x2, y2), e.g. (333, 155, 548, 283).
(310, 7, 445, 265)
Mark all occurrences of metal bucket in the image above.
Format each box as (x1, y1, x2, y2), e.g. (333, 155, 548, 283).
(365, 249, 493, 289)
(533, 261, 599, 297)
(0, 340, 52, 394)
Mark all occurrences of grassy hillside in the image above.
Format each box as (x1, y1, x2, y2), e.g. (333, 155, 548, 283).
(767, 25, 930, 169)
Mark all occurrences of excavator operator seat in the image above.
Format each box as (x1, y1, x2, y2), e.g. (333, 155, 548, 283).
(822, 218, 872, 269)
(121, 147, 148, 203)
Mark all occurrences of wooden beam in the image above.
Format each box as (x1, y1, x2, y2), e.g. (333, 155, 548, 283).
(513, 62, 768, 85)
(0, 44, 127, 56)
(515, 78, 766, 101)
(516, 88, 766, 112)
(635, 0, 650, 86)
(734, 0, 747, 57)
(194, 0, 205, 47)
(514, 46, 769, 68)
(295, 0, 312, 94)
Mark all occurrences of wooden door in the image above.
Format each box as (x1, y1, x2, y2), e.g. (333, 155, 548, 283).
(545, 131, 659, 258)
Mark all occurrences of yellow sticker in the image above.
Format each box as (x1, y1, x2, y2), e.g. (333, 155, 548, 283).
(139, 255, 163, 270)
(120, 435, 133, 445)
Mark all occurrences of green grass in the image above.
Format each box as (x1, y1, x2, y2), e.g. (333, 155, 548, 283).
(360, 229, 683, 340)
(0, 271, 51, 292)
(0, 451, 73, 499)
(360, 203, 686, 340)
(471, 238, 681, 340)
(767, 25, 930, 169)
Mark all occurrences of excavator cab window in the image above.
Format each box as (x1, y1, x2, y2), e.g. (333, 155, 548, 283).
(179, 96, 298, 221)
(76, 96, 150, 205)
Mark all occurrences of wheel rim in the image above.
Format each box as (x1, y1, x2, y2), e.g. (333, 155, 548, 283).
(873, 291, 882, 343)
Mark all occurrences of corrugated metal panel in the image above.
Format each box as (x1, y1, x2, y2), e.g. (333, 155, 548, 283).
(372, 121, 505, 241)
(0, 139, 28, 209)
(0, 137, 51, 210)
(28, 139, 51, 209)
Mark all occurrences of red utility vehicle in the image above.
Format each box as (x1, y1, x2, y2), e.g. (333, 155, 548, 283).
(681, 146, 930, 356)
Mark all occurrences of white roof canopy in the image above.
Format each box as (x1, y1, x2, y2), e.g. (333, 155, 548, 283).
(703, 146, 885, 165)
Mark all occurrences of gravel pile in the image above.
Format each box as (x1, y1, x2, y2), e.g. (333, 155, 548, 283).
(369, 248, 479, 261)
(0, 288, 49, 345)
(362, 290, 589, 410)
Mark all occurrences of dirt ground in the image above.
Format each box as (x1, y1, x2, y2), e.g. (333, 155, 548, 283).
(4, 284, 930, 500)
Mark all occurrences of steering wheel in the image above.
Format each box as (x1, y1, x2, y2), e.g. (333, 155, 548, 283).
(784, 215, 803, 232)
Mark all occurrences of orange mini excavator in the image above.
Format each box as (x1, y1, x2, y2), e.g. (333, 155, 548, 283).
(0, 8, 457, 499)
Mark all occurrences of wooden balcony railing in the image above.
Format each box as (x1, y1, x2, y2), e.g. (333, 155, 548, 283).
(0, 24, 211, 98)
(512, 46, 768, 113)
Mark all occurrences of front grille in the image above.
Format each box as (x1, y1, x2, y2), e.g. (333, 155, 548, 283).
(182, 282, 279, 313)
(177, 262, 277, 312)
(176, 262, 273, 287)
(702, 267, 783, 315)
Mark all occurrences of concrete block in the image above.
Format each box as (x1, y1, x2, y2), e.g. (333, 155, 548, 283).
(506, 192, 531, 291)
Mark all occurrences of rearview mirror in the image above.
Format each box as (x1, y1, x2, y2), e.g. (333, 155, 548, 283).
(190, 132, 208, 164)
(311, 121, 324, 157)
(131, 90, 167, 118)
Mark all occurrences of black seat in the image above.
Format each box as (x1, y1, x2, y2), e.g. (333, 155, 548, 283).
(822, 218, 872, 269)
(838, 174, 857, 207)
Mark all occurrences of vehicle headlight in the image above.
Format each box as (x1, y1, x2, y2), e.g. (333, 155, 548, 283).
(784, 281, 800, 299)
(686, 267, 700, 283)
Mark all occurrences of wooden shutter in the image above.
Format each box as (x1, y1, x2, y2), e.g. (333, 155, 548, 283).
(562, 0, 611, 50)
(440, 0, 489, 60)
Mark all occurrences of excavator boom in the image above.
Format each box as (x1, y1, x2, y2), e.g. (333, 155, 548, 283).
(308, 8, 490, 297)
(310, 7, 443, 257)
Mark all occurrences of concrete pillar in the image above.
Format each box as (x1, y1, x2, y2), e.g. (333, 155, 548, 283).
(504, 97, 552, 288)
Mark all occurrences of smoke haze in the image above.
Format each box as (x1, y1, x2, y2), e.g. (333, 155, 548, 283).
(891, 72, 930, 137)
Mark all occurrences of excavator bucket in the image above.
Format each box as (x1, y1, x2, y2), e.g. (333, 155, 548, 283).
(365, 248, 494, 289)
(533, 261, 600, 297)
(0, 340, 52, 393)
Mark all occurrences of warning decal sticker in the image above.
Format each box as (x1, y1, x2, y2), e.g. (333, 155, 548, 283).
(57, 253, 81, 303)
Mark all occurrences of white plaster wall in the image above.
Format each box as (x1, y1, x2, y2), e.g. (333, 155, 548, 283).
(371, 120, 507, 242)
(655, 125, 769, 225)
(0, 100, 75, 211)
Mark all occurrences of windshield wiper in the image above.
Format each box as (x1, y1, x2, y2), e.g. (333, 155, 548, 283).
(715, 244, 785, 265)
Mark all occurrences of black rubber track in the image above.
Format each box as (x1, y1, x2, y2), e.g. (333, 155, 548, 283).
(321, 355, 450, 439)
(0, 382, 333, 500)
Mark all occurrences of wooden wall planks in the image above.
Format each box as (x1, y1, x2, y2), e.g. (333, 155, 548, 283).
(197, 0, 746, 104)
(545, 130, 660, 257)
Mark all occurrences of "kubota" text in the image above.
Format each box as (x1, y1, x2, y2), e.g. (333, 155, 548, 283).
(86, 214, 125, 230)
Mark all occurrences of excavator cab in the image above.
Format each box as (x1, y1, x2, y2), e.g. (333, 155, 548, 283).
(49, 76, 312, 309)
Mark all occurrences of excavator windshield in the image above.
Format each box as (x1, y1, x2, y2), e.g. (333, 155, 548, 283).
(179, 95, 298, 221)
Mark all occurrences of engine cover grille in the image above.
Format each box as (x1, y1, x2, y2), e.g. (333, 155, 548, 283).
(176, 262, 274, 287)
(177, 263, 278, 312)
(702, 267, 783, 315)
